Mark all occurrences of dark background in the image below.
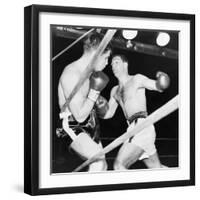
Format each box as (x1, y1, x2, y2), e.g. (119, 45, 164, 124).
(51, 27, 179, 173)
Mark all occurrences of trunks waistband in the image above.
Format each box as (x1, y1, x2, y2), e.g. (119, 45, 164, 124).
(60, 109, 95, 125)
(127, 111, 148, 124)
(57, 109, 100, 143)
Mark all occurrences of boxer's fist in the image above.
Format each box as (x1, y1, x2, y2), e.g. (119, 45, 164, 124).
(88, 71, 109, 102)
(95, 95, 109, 118)
(90, 71, 109, 92)
(156, 71, 170, 92)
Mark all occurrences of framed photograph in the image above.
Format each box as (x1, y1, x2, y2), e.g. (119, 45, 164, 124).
(24, 4, 195, 195)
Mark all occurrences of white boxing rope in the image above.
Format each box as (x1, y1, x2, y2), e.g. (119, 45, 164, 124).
(73, 94, 179, 172)
(52, 28, 95, 61)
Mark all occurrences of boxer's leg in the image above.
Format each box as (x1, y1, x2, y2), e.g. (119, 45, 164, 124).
(88, 142, 107, 172)
(88, 158, 107, 171)
(114, 141, 144, 170)
(70, 132, 102, 159)
(114, 120, 144, 170)
(132, 121, 164, 168)
(142, 152, 162, 168)
(70, 132, 107, 171)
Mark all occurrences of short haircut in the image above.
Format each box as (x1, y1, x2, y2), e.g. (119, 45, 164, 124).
(83, 32, 112, 54)
(112, 54, 129, 65)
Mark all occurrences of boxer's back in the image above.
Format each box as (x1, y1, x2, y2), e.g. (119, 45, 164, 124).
(58, 60, 90, 110)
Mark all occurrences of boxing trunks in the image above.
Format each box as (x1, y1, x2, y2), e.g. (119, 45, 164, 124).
(127, 111, 157, 159)
(56, 109, 101, 145)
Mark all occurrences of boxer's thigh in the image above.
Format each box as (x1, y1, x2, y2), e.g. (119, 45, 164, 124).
(115, 141, 144, 167)
(131, 124, 156, 155)
(70, 132, 103, 160)
(88, 157, 107, 172)
(142, 151, 162, 168)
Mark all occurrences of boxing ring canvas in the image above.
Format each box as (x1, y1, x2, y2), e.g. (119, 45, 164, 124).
(24, 5, 195, 195)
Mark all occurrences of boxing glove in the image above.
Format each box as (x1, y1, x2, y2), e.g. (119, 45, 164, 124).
(95, 95, 109, 118)
(88, 71, 109, 102)
(156, 71, 170, 92)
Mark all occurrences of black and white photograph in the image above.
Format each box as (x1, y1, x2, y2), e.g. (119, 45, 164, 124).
(24, 5, 195, 195)
(51, 26, 179, 173)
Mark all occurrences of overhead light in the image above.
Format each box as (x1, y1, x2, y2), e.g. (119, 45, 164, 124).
(156, 32, 170, 47)
(122, 30, 138, 40)
(75, 27, 84, 29)
(56, 26, 64, 31)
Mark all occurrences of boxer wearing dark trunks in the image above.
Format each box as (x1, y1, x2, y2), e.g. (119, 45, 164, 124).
(57, 33, 111, 171)
(56, 108, 100, 144)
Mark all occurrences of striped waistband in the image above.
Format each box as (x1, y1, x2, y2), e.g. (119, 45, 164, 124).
(127, 111, 148, 124)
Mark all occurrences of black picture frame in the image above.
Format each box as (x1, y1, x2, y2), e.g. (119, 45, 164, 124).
(24, 4, 195, 195)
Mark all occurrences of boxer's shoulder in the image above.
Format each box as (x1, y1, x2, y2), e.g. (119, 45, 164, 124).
(61, 62, 81, 79)
(59, 69, 81, 96)
(132, 74, 148, 85)
(133, 73, 144, 80)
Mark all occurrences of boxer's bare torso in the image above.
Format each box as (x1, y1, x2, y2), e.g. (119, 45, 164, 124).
(112, 74, 147, 119)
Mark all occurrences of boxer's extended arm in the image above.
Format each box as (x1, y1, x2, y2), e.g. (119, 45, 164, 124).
(103, 86, 118, 119)
(137, 73, 170, 92)
(136, 74, 158, 91)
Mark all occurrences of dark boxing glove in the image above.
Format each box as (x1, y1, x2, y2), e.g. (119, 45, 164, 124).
(95, 95, 109, 118)
(155, 71, 170, 92)
(88, 71, 109, 102)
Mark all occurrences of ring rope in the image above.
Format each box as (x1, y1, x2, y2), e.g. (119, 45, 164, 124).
(73, 95, 179, 172)
(52, 28, 95, 61)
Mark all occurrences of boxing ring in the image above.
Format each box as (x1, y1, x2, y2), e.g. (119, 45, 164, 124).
(51, 26, 179, 173)
(52, 137, 178, 173)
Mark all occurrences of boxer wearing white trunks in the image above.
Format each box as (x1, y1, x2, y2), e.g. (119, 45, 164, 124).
(98, 54, 170, 170)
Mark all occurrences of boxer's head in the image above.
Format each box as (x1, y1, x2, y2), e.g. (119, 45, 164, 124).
(83, 33, 112, 53)
(83, 33, 112, 71)
(111, 54, 128, 77)
(94, 50, 112, 71)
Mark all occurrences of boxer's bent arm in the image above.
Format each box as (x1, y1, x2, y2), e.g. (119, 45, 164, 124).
(103, 86, 118, 119)
(136, 74, 159, 91)
(60, 74, 96, 123)
(103, 97, 118, 119)
(69, 92, 96, 122)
